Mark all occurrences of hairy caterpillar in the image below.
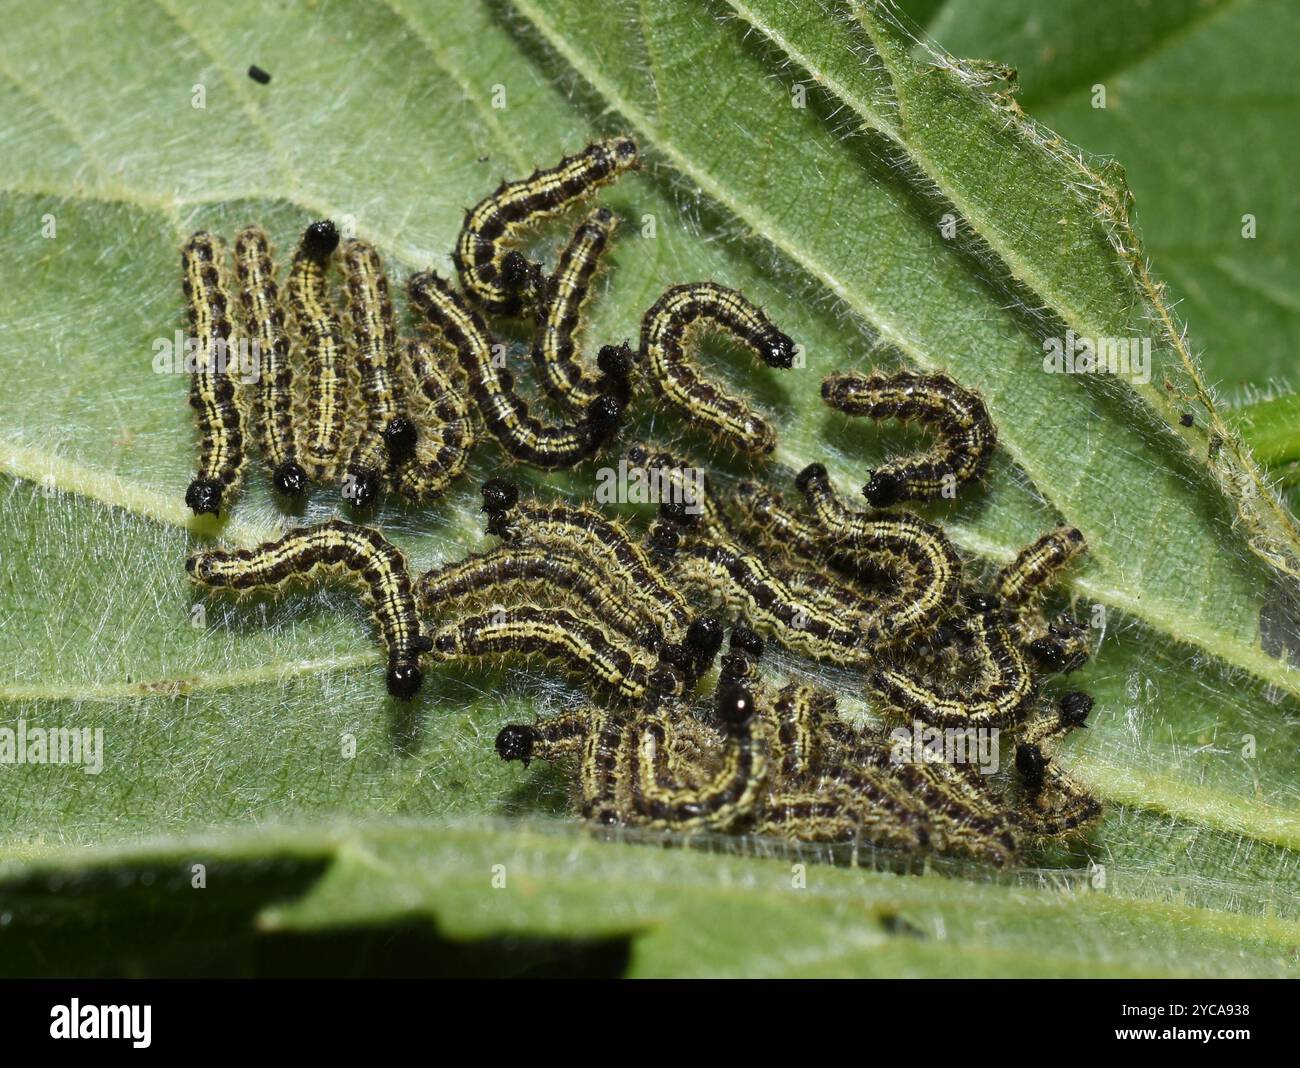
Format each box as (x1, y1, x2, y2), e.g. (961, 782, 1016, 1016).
(994, 527, 1086, 610)
(182, 231, 247, 515)
(794, 463, 963, 641)
(339, 239, 408, 508)
(454, 137, 639, 317)
(185, 520, 430, 700)
(232, 226, 305, 497)
(641, 283, 797, 455)
(391, 340, 475, 502)
(408, 271, 622, 469)
(821, 370, 995, 506)
(287, 220, 351, 483)
(430, 604, 679, 704)
(417, 543, 666, 652)
(532, 207, 634, 412)
(482, 489, 693, 634)
(870, 610, 1035, 728)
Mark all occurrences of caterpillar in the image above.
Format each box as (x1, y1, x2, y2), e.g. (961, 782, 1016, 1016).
(532, 207, 634, 412)
(821, 370, 995, 506)
(794, 464, 962, 638)
(287, 220, 351, 483)
(339, 239, 408, 508)
(182, 231, 247, 516)
(185, 520, 430, 700)
(869, 610, 1035, 728)
(408, 271, 623, 469)
(429, 604, 679, 704)
(497, 674, 1096, 862)
(417, 543, 666, 652)
(391, 340, 476, 502)
(454, 137, 639, 317)
(497, 681, 769, 831)
(232, 226, 305, 497)
(483, 491, 693, 634)
(641, 283, 797, 455)
(672, 538, 874, 665)
(993, 527, 1086, 610)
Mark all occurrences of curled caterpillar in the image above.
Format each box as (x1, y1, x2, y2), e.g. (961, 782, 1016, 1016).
(870, 609, 1035, 728)
(429, 604, 680, 704)
(794, 463, 963, 642)
(185, 520, 430, 700)
(391, 340, 475, 502)
(287, 220, 351, 483)
(339, 239, 407, 508)
(408, 271, 622, 469)
(641, 283, 797, 455)
(532, 207, 634, 413)
(821, 370, 995, 506)
(454, 137, 639, 317)
(233, 226, 304, 497)
(497, 674, 1098, 862)
(182, 231, 247, 516)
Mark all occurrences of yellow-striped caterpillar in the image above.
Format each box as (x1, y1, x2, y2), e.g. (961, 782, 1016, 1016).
(454, 137, 639, 317)
(794, 463, 963, 641)
(430, 604, 680, 704)
(418, 543, 666, 653)
(671, 538, 874, 665)
(233, 226, 305, 497)
(482, 490, 692, 634)
(496, 674, 1099, 861)
(340, 239, 408, 508)
(391, 340, 475, 502)
(532, 207, 633, 412)
(408, 271, 623, 469)
(870, 609, 1035, 728)
(994, 527, 1086, 610)
(821, 370, 995, 506)
(641, 283, 797, 455)
(182, 232, 247, 515)
(185, 520, 430, 699)
(287, 220, 351, 483)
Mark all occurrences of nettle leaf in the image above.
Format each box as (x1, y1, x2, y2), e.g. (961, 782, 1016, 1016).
(0, 0, 1296, 976)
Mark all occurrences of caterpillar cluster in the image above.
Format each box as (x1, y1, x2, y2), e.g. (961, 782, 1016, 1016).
(177, 139, 1101, 862)
(181, 221, 474, 514)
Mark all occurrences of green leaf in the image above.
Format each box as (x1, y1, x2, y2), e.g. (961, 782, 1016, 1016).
(1, 0, 1297, 976)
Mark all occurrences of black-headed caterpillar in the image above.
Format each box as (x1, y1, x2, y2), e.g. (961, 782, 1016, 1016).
(407, 271, 622, 469)
(531, 207, 633, 413)
(185, 519, 430, 700)
(821, 370, 995, 506)
(232, 226, 305, 498)
(794, 463, 963, 642)
(454, 137, 639, 317)
(287, 220, 352, 483)
(182, 231, 248, 516)
(339, 239, 409, 507)
(640, 283, 797, 455)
